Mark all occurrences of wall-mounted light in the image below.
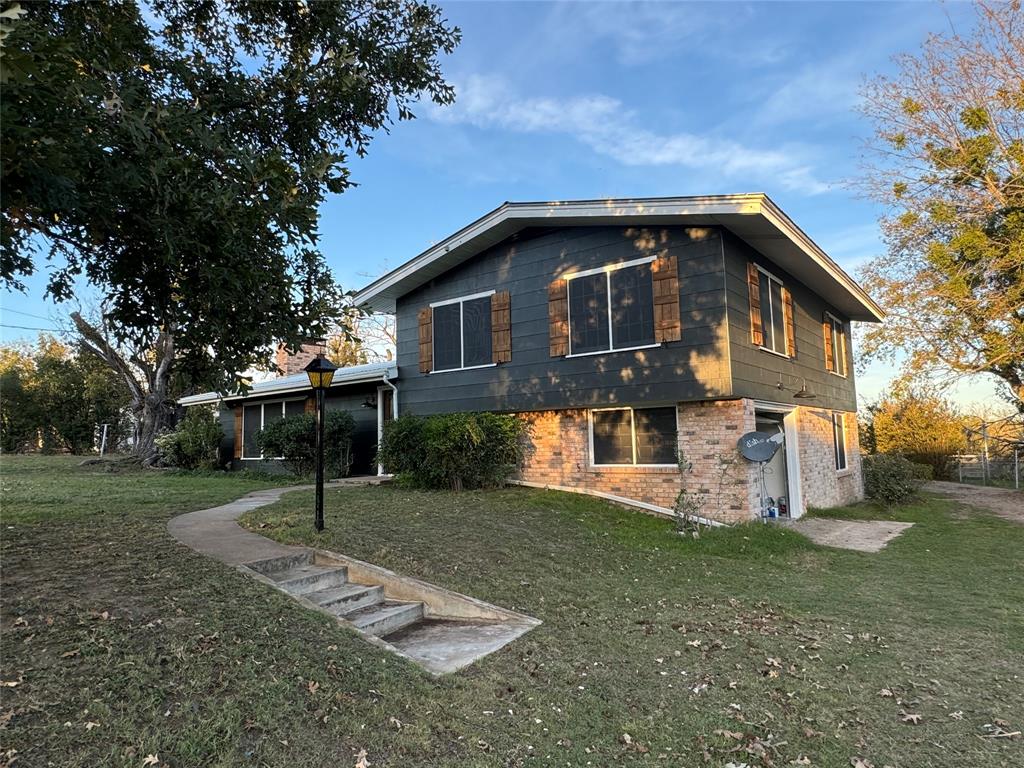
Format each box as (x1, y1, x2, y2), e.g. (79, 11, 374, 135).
(362, 394, 378, 409)
(793, 378, 817, 400)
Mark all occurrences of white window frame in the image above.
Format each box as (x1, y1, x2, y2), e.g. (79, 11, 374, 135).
(564, 256, 661, 358)
(240, 397, 307, 460)
(429, 289, 498, 373)
(832, 411, 848, 472)
(755, 265, 791, 358)
(825, 311, 847, 377)
(588, 405, 679, 468)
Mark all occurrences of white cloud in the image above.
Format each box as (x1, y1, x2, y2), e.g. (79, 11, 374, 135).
(430, 74, 832, 195)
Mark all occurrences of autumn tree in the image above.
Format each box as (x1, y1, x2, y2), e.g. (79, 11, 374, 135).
(857, 1, 1024, 410)
(1, 1, 459, 459)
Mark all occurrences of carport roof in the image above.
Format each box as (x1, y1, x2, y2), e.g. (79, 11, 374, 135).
(352, 194, 884, 322)
(178, 361, 398, 407)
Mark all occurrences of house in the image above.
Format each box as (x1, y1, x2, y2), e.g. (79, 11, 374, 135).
(182, 194, 883, 524)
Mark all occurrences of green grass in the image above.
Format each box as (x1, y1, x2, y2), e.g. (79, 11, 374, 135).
(2, 456, 1022, 767)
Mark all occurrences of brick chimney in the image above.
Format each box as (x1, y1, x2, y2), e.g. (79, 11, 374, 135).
(275, 340, 325, 377)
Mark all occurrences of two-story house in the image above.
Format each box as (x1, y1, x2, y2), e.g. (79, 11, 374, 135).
(181, 194, 883, 524)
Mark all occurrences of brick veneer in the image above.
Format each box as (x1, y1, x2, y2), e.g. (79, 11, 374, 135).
(516, 399, 864, 524)
(274, 342, 324, 377)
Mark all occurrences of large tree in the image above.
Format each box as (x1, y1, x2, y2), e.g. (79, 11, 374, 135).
(0, 0, 459, 457)
(857, 0, 1024, 409)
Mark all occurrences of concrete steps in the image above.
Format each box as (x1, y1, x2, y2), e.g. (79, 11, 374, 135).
(249, 552, 428, 638)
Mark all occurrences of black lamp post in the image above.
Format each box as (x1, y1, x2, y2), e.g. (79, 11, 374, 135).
(303, 353, 338, 532)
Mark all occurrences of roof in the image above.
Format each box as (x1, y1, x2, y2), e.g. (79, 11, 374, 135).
(353, 194, 884, 322)
(178, 361, 398, 407)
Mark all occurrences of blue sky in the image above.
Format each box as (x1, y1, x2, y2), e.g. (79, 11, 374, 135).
(0, 0, 1004, 408)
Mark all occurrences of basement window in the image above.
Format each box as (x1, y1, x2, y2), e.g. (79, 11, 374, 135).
(241, 398, 307, 459)
(566, 257, 656, 356)
(590, 406, 677, 467)
(832, 412, 848, 472)
(431, 291, 495, 372)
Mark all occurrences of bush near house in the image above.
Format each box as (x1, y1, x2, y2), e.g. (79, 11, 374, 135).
(257, 411, 355, 478)
(378, 412, 526, 491)
(155, 407, 223, 470)
(862, 453, 931, 505)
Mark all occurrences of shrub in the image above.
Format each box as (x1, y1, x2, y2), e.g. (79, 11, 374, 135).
(256, 410, 355, 478)
(862, 453, 928, 505)
(377, 412, 526, 490)
(156, 407, 223, 470)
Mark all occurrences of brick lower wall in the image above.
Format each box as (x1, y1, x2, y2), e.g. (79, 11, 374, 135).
(796, 407, 864, 509)
(516, 400, 864, 524)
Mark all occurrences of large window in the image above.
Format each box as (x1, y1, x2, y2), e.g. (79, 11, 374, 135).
(567, 258, 656, 356)
(826, 312, 847, 377)
(758, 268, 788, 356)
(832, 412, 847, 472)
(242, 398, 306, 459)
(590, 406, 677, 466)
(431, 291, 494, 372)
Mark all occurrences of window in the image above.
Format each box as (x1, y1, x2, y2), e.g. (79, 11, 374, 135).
(758, 268, 788, 356)
(591, 406, 677, 466)
(567, 257, 656, 356)
(431, 291, 494, 372)
(832, 412, 847, 471)
(826, 313, 847, 376)
(241, 398, 306, 459)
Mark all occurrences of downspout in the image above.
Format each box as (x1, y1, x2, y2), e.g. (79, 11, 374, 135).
(378, 371, 398, 476)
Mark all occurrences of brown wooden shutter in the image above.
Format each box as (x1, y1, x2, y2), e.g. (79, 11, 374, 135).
(305, 396, 315, 414)
(233, 406, 243, 459)
(548, 279, 569, 357)
(491, 290, 511, 363)
(782, 287, 796, 357)
(747, 262, 764, 347)
(823, 312, 835, 372)
(652, 254, 681, 343)
(418, 307, 433, 373)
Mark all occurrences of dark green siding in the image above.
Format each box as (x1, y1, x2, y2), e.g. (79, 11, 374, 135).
(395, 225, 733, 415)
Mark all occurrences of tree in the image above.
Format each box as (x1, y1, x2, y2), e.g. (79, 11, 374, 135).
(857, 1, 1024, 410)
(1, 1, 459, 457)
(324, 310, 396, 367)
(861, 387, 968, 478)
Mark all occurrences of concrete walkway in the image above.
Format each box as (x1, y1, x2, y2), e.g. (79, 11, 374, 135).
(779, 517, 914, 553)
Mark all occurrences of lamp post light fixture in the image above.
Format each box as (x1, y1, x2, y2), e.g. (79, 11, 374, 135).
(304, 353, 338, 532)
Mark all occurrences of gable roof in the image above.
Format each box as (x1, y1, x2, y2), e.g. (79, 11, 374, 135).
(353, 194, 884, 322)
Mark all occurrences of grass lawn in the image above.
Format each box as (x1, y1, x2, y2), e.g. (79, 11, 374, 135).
(2, 456, 1022, 767)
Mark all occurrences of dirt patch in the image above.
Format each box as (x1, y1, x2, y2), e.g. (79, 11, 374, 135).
(926, 481, 1024, 525)
(783, 518, 914, 552)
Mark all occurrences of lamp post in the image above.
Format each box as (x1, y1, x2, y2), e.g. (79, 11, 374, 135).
(304, 353, 338, 532)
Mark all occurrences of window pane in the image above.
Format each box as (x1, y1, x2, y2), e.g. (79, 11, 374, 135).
(285, 399, 306, 418)
(634, 407, 677, 464)
(242, 404, 262, 459)
(462, 296, 493, 367)
(263, 401, 284, 428)
(569, 273, 609, 354)
(833, 414, 847, 470)
(433, 303, 462, 371)
(610, 263, 655, 349)
(832, 321, 846, 376)
(758, 271, 773, 349)
(592, 410, 633, 464)
(770, 279, 785, 355)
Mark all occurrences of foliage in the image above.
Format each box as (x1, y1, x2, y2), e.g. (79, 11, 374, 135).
(154, 407, 223, 470)
(857, 1, 1024, 410)
(377, 412, 526, 490)
(862, 453, 929, 505)
(1, 1, 459, 395)
(0, 335, 131, 453)
(860, 388, 968, 479)
(256, 410, 355, 479)
(672, 450, 707, 536)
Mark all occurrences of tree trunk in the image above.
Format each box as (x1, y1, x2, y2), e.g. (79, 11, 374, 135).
(71, 312, 176, 465)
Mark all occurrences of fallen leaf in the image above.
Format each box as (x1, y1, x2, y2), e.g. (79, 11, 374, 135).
(900, 711, 922, 725)
(388, 716, 402, 730)
(354, 748, 371, 768)
(85, 721, 100, 731)
(142, 755, 160, 767)
(849, 758, 873, 768)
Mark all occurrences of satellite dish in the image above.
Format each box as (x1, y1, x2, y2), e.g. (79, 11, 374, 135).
(738, 431, 782, 462)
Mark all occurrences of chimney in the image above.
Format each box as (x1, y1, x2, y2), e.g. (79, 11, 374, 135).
(275, 340, 325, 377)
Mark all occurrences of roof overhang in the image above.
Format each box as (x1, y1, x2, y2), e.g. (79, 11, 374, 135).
(353, 194, 884, 323)
(178, 361, 398, 407)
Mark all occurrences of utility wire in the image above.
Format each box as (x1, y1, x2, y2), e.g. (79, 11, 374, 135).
(1, 307, 55, 321)
(0, 323, 62, 332)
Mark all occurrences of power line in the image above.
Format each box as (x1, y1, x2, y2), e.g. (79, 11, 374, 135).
(1, 307, 55, 321)
(0, 323, 62, 332)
